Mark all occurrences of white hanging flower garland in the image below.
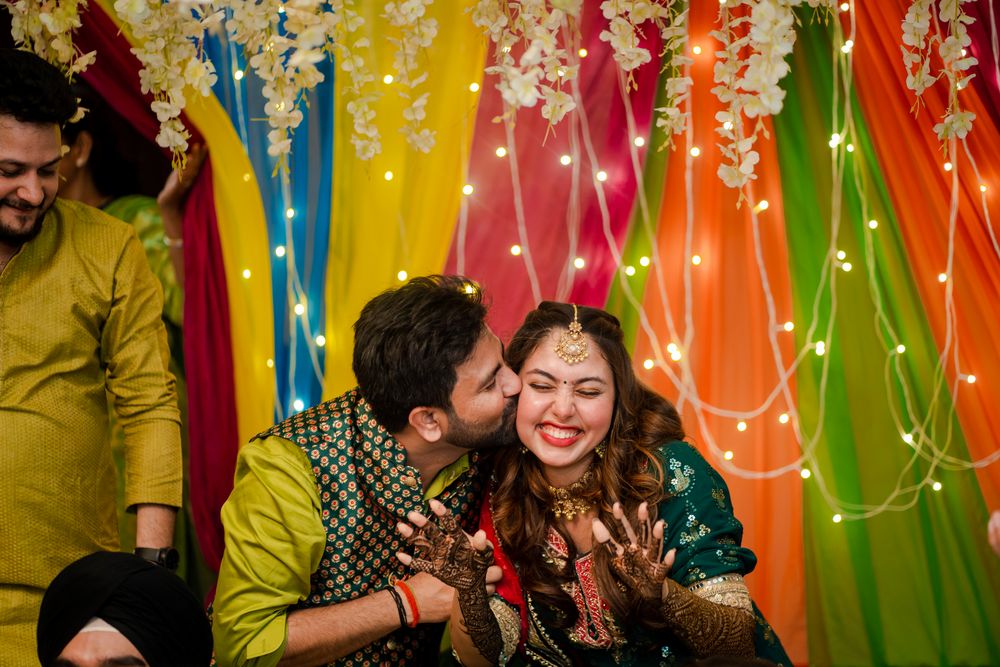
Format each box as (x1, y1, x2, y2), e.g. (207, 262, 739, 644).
(384, 0, 437, 153)
(114, 0, 220, 167)
(934, 0, 977, 141)
(901, 0, 978, 143)
(471, 0, 581, 128)
(330, 0, 380, 160)
(653, 1, 691, 149)
(6, 0, 96, 82)
(12, 0, 977, 186)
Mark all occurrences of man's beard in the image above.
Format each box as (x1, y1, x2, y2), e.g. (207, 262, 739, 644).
(445, 397, 518, 451)
(0, 198, 49, 246)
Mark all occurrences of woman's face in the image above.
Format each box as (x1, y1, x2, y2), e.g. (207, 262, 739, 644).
(515, 330, 616, 486)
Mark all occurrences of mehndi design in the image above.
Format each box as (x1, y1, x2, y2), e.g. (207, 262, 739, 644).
(598, 502, 755, 659)
(405, 507, 504, 664)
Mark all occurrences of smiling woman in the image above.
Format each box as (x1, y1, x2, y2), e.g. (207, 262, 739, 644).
(515, 325, 616, 487)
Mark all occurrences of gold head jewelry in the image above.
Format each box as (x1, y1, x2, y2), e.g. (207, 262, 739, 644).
(548, 467, 595, 521)
(554, 304, 589, 364)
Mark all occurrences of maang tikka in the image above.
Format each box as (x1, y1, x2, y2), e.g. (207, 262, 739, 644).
(554, 304, 589, 364)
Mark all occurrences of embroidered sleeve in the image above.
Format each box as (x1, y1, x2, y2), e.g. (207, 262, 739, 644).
(687, 573, 754, 614)
(490, 595, 521, 665)
(661, 577, 756, 658)
(656, 441, 758, 586)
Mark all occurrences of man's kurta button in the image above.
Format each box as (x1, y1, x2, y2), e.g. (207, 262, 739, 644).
(386, 639, 398, 650)
(400, 475, 418, 488)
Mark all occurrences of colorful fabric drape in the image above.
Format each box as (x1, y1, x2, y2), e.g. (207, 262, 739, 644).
(322, 0, 487, 396)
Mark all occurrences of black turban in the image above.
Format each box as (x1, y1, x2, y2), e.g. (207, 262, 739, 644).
(37, 551, 212, 666)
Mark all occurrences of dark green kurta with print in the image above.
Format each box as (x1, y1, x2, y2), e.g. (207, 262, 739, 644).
(264, 389, 484, 666)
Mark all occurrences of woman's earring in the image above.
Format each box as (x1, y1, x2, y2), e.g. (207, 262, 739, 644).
(595, 440, 608, 459)
(520, 444, 529, 455)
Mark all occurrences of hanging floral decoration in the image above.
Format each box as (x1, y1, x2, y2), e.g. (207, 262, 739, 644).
(329, 0, 379, 160)
(5, 0, 95, 121)
(384, 0, 438, 153)
(711, 0, 835, 199)
(471, 0, 581, 128)
(902, 0, 977, 144)
(6, 0, 975, 185)
(652, 1, 691, 149)
(114, 0, 221, 168)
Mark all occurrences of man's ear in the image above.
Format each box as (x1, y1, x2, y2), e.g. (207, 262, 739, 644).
(407, 406, 448, 443)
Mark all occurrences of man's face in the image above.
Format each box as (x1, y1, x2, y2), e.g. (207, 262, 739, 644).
(444, 329, 521, 450)
(54, 630, 147, 667)
(0, 115, 62, 248)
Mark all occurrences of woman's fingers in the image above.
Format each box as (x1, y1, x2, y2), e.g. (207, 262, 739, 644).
(396, 551, 413, 566)
(651, 520, 665, 562)
(397, 522, 414, 539)
(593, 518, 624, 556)
(662, 548, 677, 571)
(617, 505, 639, 546)
(637, 502, 651, 547)
(429, 498, 448, 517)
(406, 510, 430, 527)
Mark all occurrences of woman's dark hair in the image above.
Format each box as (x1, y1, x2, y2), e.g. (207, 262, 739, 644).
(492, 301, 685, 633)
(0, 49, 77, 125)
(61, 79, 171, 199)
(353, 275, 488, 433)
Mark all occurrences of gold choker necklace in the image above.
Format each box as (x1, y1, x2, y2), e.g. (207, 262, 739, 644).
(548, 467, 595, 521)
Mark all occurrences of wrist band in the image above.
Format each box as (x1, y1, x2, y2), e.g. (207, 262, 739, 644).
(163, 235, 183, 248)
(396, 580, 420, 627)
(386, 586, 407, 630)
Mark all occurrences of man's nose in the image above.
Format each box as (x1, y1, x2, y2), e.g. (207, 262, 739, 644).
(17, 174, 45, 206)
(500, 366, 521, 397)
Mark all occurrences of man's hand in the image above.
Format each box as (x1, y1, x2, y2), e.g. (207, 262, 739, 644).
(593, 501, 676, 601)
(157, 143, 207, 215)
(401, 572, 455, 624)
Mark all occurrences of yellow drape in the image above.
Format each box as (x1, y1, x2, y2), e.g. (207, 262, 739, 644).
(323, 3, 486, 396)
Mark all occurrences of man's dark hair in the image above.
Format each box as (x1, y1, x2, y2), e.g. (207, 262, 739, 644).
(353, 275, 488, 433)
(0, 49, 77, 125)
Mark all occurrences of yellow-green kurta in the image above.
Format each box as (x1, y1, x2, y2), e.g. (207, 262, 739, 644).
(0, 198, 182, 665)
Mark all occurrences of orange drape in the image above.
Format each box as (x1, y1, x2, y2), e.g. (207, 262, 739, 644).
(630, 2, 807, 663)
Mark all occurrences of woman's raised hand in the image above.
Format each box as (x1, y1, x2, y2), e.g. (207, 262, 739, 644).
(593, 501, 676, 600)
(396, 499, 497, 594)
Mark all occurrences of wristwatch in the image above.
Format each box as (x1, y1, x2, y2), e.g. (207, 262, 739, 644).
(134, 547, 180, 571)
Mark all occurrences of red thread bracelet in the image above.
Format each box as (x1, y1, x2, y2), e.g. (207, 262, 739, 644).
(396, 579, 419, 627)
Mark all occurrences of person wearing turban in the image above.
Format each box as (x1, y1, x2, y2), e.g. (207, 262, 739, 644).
(36, 551, 212, 666)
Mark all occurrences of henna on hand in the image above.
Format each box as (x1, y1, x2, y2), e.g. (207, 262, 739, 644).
(661, 578, 755, 658)
(402, 503, 504, 664)
(595, 502, 672, 600)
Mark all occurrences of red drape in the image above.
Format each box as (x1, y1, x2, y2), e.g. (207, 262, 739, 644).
(445, 5, 660, 335)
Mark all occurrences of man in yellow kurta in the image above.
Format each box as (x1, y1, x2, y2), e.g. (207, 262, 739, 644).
(0, 49, 182, 665)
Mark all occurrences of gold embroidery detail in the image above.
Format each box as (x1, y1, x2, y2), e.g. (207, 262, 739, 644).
(490, 596, 521, 665)
(687, 573, 753, 615)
